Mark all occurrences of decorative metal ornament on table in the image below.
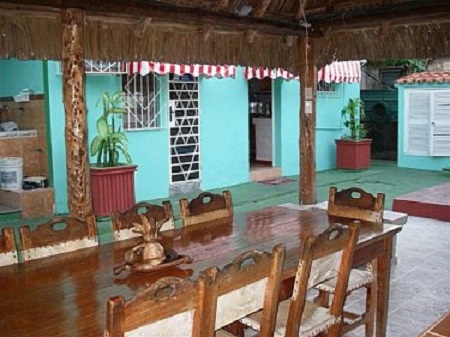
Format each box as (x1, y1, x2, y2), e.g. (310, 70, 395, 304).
(114, 215, 192, 274)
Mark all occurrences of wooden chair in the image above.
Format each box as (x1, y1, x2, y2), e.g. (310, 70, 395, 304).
(106, 276, 207, 337)
(327, 186, 385, 226)
(198, 244, 285, 337)
(240, 222, 360, 337)
(314, 186, 385, 336)
(0, 227, 18, 266)
(111, 201, 174, 240)
(179, 190, 233, 227)
(19, 215, 97, 261)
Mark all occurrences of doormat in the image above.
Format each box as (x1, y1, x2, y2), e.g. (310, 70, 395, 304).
(258, 178, 296, 186)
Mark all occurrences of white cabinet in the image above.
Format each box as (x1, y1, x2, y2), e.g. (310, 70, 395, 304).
(253, 118, 272, 161)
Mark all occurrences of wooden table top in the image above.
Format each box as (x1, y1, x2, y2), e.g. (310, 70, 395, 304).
(0, 206, 402, 337)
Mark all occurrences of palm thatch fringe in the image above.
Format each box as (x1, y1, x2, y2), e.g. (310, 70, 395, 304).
(2, 11, 450, 69)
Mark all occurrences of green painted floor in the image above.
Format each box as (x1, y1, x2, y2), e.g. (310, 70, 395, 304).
(2, 160, 449, 246)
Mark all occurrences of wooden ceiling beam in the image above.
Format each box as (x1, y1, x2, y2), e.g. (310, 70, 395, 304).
(0, 0, 309, 37)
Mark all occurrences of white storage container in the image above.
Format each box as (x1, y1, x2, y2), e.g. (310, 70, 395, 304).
(0, 157, 23, 190)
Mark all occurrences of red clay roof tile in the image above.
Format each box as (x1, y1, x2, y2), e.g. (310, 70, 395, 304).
(397, 71, 450, 84)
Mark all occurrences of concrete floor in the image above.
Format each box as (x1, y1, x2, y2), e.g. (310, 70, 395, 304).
(344, 216, 450, 337)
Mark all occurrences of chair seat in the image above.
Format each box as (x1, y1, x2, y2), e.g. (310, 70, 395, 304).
(315, 268, 373, 293)
(240, 300, 340, 337)
(215, 329, 237, 337)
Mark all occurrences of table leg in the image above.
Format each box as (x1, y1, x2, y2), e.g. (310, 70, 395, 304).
(376, 235, 393, 337)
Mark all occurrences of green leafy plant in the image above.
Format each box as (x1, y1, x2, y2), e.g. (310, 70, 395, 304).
(340, 98, 367, 140)
(90, 91, 132, 167)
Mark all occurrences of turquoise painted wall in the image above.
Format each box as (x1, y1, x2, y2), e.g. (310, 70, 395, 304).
(277, 81, 360, 175)
(316, 83, 360, 171)
(47, 63, 170, 213)
(200, 67, 249, 190)
(278, 79, 300, 176)
(397, 83, 450, 171)
(0, 59, 44, 97)
(47, 62, 120, 213)
(4, 57, 360, 214)
(273, 79, 282, 167)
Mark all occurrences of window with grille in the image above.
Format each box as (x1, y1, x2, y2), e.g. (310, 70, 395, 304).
(317, 81, 337, 95)
(121, 73, 165, 130)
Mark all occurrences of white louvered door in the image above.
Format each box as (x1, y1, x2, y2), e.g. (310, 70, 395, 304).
(432, 90, 450, 156)
(404, 89, 450, 156)
(404, 90, 431, 155)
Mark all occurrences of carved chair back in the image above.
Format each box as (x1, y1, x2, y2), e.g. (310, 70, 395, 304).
(111, 201, 174, 240)
(19, 214, 97, 261)
(328, 186, 385, 225)
(198, 244, 285, 337)
(283, 222, 360, 337)
(179, 191, 233, 227)
(106, 276, 206, 337)
(0, 227, 18, 266)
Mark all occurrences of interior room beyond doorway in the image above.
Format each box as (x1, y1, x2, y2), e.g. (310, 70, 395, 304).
(248, 77, 281, 182)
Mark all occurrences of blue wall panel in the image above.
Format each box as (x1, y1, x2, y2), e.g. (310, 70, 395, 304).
(200, 67, 249, 190)
(0, 59, 44, 97)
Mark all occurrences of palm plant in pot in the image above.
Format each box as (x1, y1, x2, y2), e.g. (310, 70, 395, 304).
(89, 91, 137, 217)
(335, 98, 372, 169)
(90, 91, 132, 167)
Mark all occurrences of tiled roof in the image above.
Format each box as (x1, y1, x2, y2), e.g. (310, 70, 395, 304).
(397, 71, 450, 84)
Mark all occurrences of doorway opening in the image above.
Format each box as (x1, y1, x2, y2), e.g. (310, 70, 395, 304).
(248, 77, 281, 181)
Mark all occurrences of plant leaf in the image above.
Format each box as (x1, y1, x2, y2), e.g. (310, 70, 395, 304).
(90, 136, 103, 156)
(96, 116, 109, 138)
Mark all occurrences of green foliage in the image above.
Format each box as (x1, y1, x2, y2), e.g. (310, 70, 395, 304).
(368, 59, 427, 73)
(90, 91, 132, 167)
(340, 98, 367, 140)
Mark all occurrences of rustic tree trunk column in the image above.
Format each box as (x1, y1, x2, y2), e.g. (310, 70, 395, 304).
(298, 36, 317, 204)
(62, 9, 92, 219)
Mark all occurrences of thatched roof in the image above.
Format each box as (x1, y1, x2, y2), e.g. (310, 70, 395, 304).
(1, 0, 450, 71)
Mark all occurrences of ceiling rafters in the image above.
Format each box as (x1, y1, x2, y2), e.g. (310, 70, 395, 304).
(202, 23, 214, 42)
(0, 0, 310, 37)
(254, 0, 272, 18)
(218, 0, 230, 10)
(133, 17, 152, 38)
(295, 0, 308, 21)
(313, 3, 450, 32)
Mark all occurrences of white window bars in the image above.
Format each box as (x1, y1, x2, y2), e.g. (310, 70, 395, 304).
(122, 73, 164, 130)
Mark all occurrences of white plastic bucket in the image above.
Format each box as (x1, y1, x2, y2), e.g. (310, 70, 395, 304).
(0, 157, 23, 190)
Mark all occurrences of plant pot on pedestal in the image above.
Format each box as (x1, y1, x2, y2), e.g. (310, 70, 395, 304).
(335, 139, 372, 170)
(336, 98, 372, 170)
(90, 164, 137, 217)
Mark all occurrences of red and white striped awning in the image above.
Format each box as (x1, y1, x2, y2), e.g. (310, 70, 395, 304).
(245, 60, 364, 83)
(244, 67, 296, 80)
(126, 61, 236, 78)
(317, 61, 362, 83)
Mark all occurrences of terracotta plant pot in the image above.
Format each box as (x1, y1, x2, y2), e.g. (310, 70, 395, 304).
(90, 164, 137, 217)
(335, 139, 372, 170)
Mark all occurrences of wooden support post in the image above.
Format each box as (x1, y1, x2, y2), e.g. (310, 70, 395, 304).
(62, 8, 92, 219)
(298, 36, 317, 204)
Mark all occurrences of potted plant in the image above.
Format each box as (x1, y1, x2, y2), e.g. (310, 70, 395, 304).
(89, 91, 137, 217)
(335, 98, 372, 169)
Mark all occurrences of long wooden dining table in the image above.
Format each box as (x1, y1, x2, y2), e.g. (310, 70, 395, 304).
(0, 206, 402, 337)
